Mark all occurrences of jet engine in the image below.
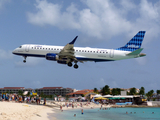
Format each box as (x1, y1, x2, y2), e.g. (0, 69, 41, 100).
(57, 60, 67, 64)
(46, 53, 59, 61)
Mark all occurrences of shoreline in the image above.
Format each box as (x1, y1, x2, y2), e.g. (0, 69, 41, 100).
(0, 101, 160, 120)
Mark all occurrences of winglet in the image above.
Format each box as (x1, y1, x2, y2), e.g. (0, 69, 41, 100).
(69, 36, 78, 44)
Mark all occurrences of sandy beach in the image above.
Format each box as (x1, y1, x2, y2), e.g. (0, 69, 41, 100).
(0, 101, 54, 120)
(0, 101, 106, 120)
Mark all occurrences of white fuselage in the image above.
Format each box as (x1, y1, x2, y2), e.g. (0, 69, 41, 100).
(12, 44, 137, 62)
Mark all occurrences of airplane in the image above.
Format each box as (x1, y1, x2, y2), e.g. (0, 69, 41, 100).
(12, 31, 146, 69)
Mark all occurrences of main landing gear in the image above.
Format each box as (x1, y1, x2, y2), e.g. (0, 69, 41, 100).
(67, 62, 79, 69)
(74, 64, 78, 69)
(23, 56, 27, 63)
(67, 62, 72, 67)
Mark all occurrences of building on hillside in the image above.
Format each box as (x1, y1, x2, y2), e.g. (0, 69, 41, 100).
(35, 87, 73, 96)
(66, 89, 94, 97)
(0, 87, 33, 94)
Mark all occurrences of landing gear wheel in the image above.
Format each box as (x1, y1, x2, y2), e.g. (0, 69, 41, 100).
(23, 56, 27, 63)
(67, 62, 72, 67)
(74, 64, 78, 69)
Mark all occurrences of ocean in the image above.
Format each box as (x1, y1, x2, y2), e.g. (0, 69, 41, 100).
(54, 107, 160, 120)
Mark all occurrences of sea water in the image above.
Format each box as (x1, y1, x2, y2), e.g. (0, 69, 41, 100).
(54, 107, 160, 120)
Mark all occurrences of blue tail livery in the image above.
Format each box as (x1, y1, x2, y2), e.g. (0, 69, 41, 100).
(116, 31, 146, 51)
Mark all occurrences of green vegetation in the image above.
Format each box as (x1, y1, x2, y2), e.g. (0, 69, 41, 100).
(18, 90, 23, 96)
(139, 87, 145, 95)
(100, 85, 110, 95)
(94, 88, 99, 94)
(128, 87, 137, 95)
(111, 88, 122, 95)
(146, 90, 154, 100)
(157, 90, 160, 95)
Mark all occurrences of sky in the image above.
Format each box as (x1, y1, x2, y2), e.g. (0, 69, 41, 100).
(0, 0, 160, 93)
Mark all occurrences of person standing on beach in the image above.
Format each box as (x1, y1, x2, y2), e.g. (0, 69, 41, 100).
(39, 95, 41, 105)
(43, 98, 46, 105)
(67, 103, 69, 108)
(36, 95, 39, 105)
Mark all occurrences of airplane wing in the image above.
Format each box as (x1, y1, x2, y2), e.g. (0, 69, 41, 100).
(58, 36, 78, 61)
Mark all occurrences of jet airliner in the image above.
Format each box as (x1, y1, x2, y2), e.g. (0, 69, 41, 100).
(12, 31, 146, 69)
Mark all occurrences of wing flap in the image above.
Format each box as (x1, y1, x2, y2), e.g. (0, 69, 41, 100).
(58, 36, 78, 60)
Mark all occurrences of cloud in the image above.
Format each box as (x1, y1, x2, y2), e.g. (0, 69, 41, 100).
(27, 0, 160, 41)
(0, 0, 10, 9)
(0, 49, 13, 59)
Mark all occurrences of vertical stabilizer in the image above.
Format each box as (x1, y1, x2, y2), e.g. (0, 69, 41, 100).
(116, 31, 146, 51)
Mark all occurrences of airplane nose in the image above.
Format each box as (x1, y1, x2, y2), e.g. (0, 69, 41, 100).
(12, 49, 17, 54)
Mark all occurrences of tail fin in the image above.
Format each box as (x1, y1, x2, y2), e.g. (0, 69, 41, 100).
(116, 31, 146, 51)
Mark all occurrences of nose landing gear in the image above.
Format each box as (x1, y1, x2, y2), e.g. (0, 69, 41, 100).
(23, 56, 27, 63)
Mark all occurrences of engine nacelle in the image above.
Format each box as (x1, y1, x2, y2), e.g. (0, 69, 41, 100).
(57, 60, 67, 64)
(46, 53, 59, 61)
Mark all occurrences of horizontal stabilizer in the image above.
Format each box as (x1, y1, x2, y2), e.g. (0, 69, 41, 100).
(127, 48, 143, 55)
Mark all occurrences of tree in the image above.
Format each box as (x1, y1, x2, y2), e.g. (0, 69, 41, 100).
(111, 88, 117, 95)
(94, 88, 98, 93)
(111, 88, 122, 95)
(6, 90, 10, 94)
(129, 87, 136, 95)
(139, 87, 145, 95)
(18, 90, 23, 96)
(100, 85, 110, 95)
(157, 90, 160, 95)
(146, 90, 154, 100)
(116, 88, 121, 95)
(27, 91, 30, 96)
(81, 94, 85, 97)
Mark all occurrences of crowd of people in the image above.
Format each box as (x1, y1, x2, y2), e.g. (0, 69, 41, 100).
(1, 93, 46, 105)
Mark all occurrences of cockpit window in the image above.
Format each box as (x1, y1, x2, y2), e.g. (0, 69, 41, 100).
(19, 46, 22, 48)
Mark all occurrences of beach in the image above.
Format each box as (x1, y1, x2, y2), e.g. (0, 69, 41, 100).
(1, 101, 160, 120)
(0, 100, 106, 120)
(0, 101, 54, 120)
